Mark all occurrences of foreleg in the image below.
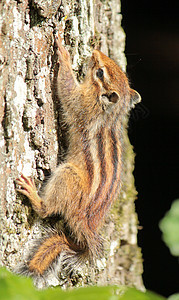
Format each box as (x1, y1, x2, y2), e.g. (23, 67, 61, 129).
(16, 175, 47, 218)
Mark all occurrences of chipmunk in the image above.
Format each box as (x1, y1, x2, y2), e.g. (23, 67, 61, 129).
(16, 34, 141, 277)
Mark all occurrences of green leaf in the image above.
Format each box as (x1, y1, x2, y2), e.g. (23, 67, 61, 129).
(0, 268, 167, 300)
(0, 268, 39, 300)
(41, 285, 125, 300)
(168, 294, 179, 300)
(36, 285, 167, 300)
(159, 199, 179, 256)
(119, 288, 166, 300)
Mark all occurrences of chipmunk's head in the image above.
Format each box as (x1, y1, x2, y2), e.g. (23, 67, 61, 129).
(87, 50, 141, 115)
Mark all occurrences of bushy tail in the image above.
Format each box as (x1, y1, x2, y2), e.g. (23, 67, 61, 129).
(28, 233, 65, 275)
(18, 228, 103, 277)
(24, 232, 85, 275)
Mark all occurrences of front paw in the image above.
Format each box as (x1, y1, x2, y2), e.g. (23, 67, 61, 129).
(55, 34, 70, 63)
(16, 174, 38, 202)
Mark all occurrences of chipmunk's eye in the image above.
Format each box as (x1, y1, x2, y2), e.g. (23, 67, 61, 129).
(96, 68, 104, 79)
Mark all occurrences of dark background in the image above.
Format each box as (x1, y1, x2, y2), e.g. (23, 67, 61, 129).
(121, 0, 179, 297)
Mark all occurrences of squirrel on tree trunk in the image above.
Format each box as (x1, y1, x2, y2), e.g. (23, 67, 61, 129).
(16, 33, 141, 278)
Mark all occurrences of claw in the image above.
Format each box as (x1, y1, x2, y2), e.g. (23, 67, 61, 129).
(20, 174, 30, 184)
(16, 174, 42, 211)
(16, 174, 37, 197)
(16, 188, 29, 198)
(55, 31, 70, 63)
(54, 32, 63, 51)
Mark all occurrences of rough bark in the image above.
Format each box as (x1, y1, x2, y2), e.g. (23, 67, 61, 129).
(0, 0, 144, 290)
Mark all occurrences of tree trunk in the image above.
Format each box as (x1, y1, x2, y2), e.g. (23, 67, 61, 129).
(0, 0, 144, 290)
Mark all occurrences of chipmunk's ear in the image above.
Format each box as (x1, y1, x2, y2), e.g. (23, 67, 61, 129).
(130, 89, 141, 108)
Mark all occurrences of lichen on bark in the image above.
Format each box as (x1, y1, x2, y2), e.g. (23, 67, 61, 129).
(0, 0, 144, 290)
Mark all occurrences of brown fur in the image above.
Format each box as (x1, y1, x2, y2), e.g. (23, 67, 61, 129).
(16, 34, 141, 276)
